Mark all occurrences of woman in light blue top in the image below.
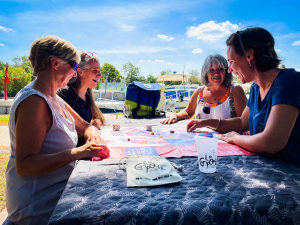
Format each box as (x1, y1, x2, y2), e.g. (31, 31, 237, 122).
(187, 27, 300, 167)
(5, 36, 110, 225)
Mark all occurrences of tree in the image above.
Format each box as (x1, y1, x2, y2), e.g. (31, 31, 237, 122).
(145, 74, 157, 83)
(189, 75, 202, 85)
(0, 66, 32, 97)
(279, 64, 286, 69)
(12, 56, 33, 75)
(100, 63, 123, 82)
(189, 69, 200, 77)
(160, 69, 172, 75)
(122, 62, 143, 84)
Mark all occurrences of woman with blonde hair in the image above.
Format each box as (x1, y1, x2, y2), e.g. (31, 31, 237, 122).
(5, 36, 109, 225)
(58, 52, 106, 146)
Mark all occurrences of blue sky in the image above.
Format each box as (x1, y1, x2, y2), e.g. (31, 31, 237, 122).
(1, 0, 300, 78)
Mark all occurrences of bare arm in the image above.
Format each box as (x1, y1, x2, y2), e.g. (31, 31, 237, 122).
(187, 106, 250, 133)
(232, 85, 247, 117)
(221, 104, 299, 154)
(161, 88, 200, 124)
(15, 96, 108, 177)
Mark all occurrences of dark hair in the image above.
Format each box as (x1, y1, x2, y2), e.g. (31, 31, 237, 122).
(201, 54, 232, 87)
(226, 27, 281, 72)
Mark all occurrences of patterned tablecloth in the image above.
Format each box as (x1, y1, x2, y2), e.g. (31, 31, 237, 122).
(49, 155, 300, 225)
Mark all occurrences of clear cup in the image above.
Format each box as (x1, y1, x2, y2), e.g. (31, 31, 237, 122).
(195, 136, 218, 173)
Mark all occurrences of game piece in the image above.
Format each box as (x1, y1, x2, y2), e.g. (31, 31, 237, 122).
(170, 130, 175, 133)
(151, 132, 155, 135)
(113, 124, 120, 131)
(128, 138, 130, 141)
(146, 125, 152, 131)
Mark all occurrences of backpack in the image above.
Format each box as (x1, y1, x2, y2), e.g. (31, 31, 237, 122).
(125, 81, 161, 118)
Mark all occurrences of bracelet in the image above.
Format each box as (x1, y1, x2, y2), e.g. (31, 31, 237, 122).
(214, 118, 221, 131)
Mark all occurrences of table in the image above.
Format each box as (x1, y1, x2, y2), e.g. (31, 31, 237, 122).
(48, 155, 300, 225)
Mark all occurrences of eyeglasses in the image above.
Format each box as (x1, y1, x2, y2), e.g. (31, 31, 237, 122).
(208, 68, 225, 74)
(236, 31, 246, 55)
(67, 60, 78, 71)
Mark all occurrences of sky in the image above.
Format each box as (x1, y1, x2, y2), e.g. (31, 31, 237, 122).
(1, 0, 300, 78)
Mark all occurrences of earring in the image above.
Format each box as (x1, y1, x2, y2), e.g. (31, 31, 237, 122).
(248, 62, 252, 67)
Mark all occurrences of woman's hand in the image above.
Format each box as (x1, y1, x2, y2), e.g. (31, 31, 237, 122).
(161, 115, 178, 124)
(72, 138, 110, 160)
(187, 119, 206, 132)
(219, 131, 240, 144)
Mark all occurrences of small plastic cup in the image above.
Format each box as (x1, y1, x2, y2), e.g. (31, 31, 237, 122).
(195, 136, 218, 173)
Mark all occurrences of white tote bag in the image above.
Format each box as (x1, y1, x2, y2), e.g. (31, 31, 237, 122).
(123, 155, 182, 187)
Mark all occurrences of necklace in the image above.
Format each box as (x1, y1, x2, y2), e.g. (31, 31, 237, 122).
(199, 86, 231, 108)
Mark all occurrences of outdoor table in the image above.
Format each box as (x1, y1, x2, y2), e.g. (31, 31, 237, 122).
(48, 120, 300, 225)
(48, 155, 300, 225)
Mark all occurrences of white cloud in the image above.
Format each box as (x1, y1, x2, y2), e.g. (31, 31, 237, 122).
(157, 34, 174, 41)
(291, 40, 300, 46)
(139, 59, 176, 66)
(118, 24, 135, 31)
(0, 25, 13, 32)
(186, 20, 239, 41)
(275, 48, 281, 53)
(192, 48, 203, 54)
(97, 46, 175, 55)
(0, 43, 4, 47)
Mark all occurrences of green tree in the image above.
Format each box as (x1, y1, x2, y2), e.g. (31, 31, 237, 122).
(12, 56, 33, 74)
(279, 64, 286, 69)
(189, 75, 202, 85)
(100, 63, 123, 83)
(232, 75, 241, 84)
(160, 69, 172, 75)
(145, 74, 157, 83)
(189, 69, 200, 77)
(122, 62, 143, 84)
(0, 67, 32, 97)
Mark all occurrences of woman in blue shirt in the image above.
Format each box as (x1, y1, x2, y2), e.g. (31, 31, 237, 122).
(187, 27, 300, 166)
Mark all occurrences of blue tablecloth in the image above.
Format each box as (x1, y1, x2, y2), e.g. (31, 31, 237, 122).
(49, 155, 300, 225)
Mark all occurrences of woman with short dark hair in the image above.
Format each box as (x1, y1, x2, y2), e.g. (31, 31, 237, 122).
(188, 27, 300, 166)
(161, 54, 247, 124)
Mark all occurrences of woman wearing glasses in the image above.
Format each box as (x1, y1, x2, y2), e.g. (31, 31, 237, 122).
(188, 27, 300, 166)
(161, 54, 247, 124)
(58, 52, 105, 146)
(4, 36, 109, 225)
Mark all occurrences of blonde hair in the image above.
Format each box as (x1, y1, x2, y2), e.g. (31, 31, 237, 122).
(28, 35, 80, 76)
(69, 52, 106, 125)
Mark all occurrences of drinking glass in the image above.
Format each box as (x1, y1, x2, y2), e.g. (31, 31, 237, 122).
(123, 105, 131, 123)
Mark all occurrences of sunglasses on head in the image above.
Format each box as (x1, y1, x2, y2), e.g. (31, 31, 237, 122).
(236, 31, 246, 55)
(81, 52, 97, 62)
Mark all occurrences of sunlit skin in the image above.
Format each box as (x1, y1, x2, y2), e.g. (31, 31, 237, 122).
(76, 61, 102, 101)
(207, 63, 226, 86)
(227, 46, 254, 84)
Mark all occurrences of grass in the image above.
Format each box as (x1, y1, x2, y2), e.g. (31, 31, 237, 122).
(0, 149, 9, 211)
(0, 115, 9, 124)
(0, 115, 9, 211)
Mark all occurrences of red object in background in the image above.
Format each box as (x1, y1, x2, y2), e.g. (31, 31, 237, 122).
(4, 63, 10, 100)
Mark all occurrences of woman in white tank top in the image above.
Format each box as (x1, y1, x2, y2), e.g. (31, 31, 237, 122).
(161, 54, 247, 125)
(4, 36, 110, 225)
